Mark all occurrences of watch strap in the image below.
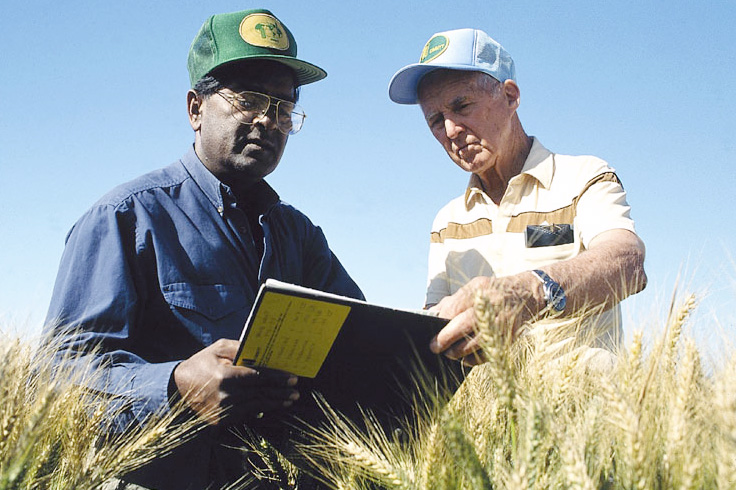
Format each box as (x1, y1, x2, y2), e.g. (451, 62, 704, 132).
(531, 269, 566, 312)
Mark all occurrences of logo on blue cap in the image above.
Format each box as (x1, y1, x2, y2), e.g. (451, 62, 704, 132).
(420, 35, 449, 63)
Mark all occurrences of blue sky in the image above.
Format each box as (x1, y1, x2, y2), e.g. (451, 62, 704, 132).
(2, 0, 735, 356)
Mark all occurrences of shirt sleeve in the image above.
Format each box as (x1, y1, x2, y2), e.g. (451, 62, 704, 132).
(425, 215, 452, 308)
(44, 202, 177, 431)
(574, 173, 637, 249)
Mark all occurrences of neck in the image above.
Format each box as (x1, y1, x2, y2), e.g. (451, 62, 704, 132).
(479, 123, 532, 204)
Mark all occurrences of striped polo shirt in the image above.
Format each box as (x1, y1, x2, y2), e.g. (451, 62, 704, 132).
(426, 138, 636, 348)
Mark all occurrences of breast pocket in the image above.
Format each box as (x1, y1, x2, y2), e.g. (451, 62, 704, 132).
(523, 224, 580, 263)
(161, 283, 249, 344)
(525, 224, 574, 248)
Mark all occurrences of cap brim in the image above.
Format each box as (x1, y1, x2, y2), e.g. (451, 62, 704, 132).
(265, 55, 327, 86)
(388, 62, 494, 104)
(211, 55, 327, 86)
(388, 63, 439, 105)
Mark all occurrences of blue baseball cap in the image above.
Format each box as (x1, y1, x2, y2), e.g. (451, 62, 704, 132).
(388, 28, 516, 105)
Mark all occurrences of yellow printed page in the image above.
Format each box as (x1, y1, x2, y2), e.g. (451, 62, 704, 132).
(235, 292, 351, 378)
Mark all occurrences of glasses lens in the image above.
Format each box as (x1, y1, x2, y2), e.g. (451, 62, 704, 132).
(275, 100, 294, 134)
(230, 92, 269, 122)
(280, 102, 305, 135)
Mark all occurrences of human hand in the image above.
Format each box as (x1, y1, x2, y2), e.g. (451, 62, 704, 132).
(428, 274, 542, 365)
(172, 339, 299, 425)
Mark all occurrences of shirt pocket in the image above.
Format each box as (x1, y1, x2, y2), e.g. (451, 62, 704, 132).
(523, 241, 580, 264)
(522, 223, 580, 264)
(161, 283, 248, 343)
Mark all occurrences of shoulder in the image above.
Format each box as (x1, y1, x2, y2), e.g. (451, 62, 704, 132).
(430, 192, 470, 232)
(66, 161, 190, 240)
(266, 199, 324, 240)
(270, 199, 311, 222)
(93, 161, 189, 210)
(552, 151, 619, 188)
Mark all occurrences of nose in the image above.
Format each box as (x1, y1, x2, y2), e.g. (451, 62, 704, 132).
(252, 103, 280, 131)
(444, 117, 463, 139)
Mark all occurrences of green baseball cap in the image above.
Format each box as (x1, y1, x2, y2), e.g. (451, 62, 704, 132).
(187, 9, 327, 87)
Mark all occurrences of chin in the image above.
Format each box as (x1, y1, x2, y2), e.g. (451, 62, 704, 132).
(225, 158, 275, 180)
(453, 159, 479, 173)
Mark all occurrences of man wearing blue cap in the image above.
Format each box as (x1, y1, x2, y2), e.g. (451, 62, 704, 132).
(44, 9, 361, 489)
(389, 29, 647, 365)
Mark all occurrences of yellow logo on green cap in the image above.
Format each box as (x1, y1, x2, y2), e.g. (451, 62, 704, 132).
(420, 35, 449, 63)
(239, 14, 289, 50)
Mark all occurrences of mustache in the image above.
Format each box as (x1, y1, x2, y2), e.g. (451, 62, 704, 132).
(234, 132, 278, 153)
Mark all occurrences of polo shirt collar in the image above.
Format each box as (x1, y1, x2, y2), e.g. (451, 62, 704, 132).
(464, 174, 489, 208)
(519, 137, 554, 189)
(464, 137, 554, 209)
(180, 146, 280, 215)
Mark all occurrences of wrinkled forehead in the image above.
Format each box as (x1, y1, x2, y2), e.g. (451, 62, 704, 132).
(418, 69, 485, 102)
(213, 59, 298, 99)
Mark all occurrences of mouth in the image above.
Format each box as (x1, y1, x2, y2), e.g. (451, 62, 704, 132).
(238, 138, 276, 154)
(455, 142, 477, 158)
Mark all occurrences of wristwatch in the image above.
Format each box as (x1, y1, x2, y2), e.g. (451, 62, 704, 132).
(531, 269, 566, 312)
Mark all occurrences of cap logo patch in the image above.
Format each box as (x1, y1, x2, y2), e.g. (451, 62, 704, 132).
(420, 35, 449, 63)
(239, 14, 289, 50)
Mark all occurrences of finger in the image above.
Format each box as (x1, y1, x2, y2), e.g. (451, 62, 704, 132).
(225, 387, 301, 420)
(430, 308, 475, 353)
(448, 277, 491, 316)
(445, 336, 482, 360)
(228, 386, 300, 406)
(224, 365, 298, 387)
(429, 295, 456, 318)
(461, 351, 486, 367)
(210, 338, 241, 361)
(434, 293, 470, 320)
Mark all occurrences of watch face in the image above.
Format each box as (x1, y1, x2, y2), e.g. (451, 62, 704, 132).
(549, 284, 566, 311)
(533, 270, 566, 312)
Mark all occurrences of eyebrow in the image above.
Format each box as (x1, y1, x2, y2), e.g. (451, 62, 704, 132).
(226, 82, 296, 102)
(448, 95, 470, 109)
(424, 94, 472, 123)
(424, 110, 441, 124)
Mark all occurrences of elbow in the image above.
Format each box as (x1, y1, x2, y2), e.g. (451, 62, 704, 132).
(629, 237, 648, 295)
(632, 263, 648, 295)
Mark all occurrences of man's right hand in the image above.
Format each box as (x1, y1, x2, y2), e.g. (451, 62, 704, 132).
(172, 339, 299, 425)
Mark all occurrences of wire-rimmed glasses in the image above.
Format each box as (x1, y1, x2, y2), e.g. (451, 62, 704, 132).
(215, 90, 306, 135)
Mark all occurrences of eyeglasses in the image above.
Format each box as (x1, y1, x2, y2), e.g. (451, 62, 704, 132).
(215, 90, 306, 135)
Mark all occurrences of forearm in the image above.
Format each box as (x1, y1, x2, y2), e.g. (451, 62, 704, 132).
(536, 229, 647, 316)
(46, 333, 180, 431)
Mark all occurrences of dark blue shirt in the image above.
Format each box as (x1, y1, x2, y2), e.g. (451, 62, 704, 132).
(44, 147, 363, 488)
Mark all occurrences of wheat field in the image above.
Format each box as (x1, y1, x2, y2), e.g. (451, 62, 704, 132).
(290, 291, 736, 489)
(0, 335, 212, 490)
(2, 290, 735, 489)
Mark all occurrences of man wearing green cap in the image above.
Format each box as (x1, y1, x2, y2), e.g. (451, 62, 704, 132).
(389, 28, 647, 366)
(44, 9, 361, 489)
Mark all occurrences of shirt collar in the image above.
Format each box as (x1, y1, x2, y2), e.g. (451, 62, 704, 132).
(180, 146, 280, 215)
(464, 137, 554, 209)
(519, 137, 554, 189)
(464, 174, 489, 208)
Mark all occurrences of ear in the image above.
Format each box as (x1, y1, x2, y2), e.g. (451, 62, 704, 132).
(502, 80, 521, 111)
(187, 90, 203, 131)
